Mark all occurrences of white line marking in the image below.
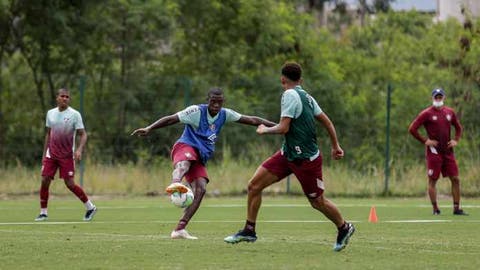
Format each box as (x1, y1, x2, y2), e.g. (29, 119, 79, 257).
(384, 220, 451, 223)
(1, 219, 480, 226)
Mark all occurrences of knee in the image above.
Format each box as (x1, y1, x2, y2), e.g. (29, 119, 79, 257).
(309, 196, 326, 210)
(193, 181, 207, 198)
(195, 186, 206, 198)
(64, 180, 76, 190)
(247, 181, 263, 195)
(41, 177, 52, 187)
(450, 176, 460, 185)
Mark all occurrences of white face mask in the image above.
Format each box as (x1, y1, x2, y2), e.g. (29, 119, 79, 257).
(432, 100, 444, 107)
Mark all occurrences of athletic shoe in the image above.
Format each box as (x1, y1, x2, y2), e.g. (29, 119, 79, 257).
(224, 230, 257, 244)
(171, 229, 198, 239)
(453, 209, 468, 216)
(34, 214, 48, 221)
(165, 182, 189, 194)
(433, 209, 441, 215)
(83, 207, 97, 221)
(333, 222, 355, 252)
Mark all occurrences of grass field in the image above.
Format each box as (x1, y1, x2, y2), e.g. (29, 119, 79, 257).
(1, 196, 479, 270)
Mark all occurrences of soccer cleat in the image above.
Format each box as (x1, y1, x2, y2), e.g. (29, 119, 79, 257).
(433, 209, 441, 215)
(83, 206, 97, 221)
(224, 230, 257, 244)
(34, 214, 48, 221)
(165, 182, 189, 195)
(171, 229, 198, 240)
(333, 222, 355, 252)
(453, 209, 468, 216)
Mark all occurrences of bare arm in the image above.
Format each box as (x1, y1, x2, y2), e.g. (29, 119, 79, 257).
(42, 127, 51, 159)
(315, 113, 344, 160)
(256, 117, 291, 135)
(74, 129, 87, 161)
(131, 114, 180, 136)
(236, 115, 276, 127)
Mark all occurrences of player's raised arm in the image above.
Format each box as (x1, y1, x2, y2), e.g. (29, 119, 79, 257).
(131, 114, 180, 136)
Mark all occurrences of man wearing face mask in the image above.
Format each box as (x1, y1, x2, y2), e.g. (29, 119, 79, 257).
(408, 88, 467, 215)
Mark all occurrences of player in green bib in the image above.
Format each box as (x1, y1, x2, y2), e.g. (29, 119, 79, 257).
(225, 62, 355, 251)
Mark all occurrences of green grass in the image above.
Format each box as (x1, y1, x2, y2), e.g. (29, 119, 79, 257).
(1, 196, 479, 269)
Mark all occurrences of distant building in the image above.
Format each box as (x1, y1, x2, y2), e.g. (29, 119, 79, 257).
(437, 0, 480, 22)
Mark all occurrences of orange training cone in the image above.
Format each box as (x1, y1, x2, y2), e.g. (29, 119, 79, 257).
(368, 206, 378, 223)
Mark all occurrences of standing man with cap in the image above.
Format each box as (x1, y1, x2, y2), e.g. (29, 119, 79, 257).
(409, 88, 467, 215)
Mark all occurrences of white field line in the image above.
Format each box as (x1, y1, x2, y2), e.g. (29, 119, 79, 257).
(1, 219, 480, 226)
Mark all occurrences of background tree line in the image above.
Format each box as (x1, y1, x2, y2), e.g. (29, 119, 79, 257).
(0, 0, 479, 176)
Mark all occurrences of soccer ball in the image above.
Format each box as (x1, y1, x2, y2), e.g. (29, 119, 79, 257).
(170, 190, 194, 208)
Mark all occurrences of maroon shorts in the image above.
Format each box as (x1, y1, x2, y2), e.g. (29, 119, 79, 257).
(171, 142, 208, 183)
(426, 148, 458, 180)
(262, 150, 324, 199)
(41, 157, 75, 180)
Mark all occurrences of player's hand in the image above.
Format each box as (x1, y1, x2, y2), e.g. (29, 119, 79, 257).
(331, 146, 344, 160)
(131, 127, 150, 136)
(447, 139, 458, 148)
(74, 150, 82, 161)
(424, 139, 438, 147)
(256, 124, 268, 135)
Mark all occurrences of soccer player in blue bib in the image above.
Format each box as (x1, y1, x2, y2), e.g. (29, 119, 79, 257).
(224, 62, 355, 251)
(131, 88, 275, 239)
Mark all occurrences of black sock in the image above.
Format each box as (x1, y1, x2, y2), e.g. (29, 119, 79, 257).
(244, 220, 256, 232)
(453, 202, 460, 211)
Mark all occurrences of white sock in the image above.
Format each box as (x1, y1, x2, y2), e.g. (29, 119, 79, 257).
(84, 200, 95, 210)
(40, 208, 48, 215)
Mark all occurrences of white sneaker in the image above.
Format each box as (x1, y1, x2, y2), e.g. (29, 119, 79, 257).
(171, 229, 198, 240)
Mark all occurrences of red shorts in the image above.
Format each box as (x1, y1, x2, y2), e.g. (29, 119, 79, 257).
(425, 148, 458, 180)
(41, 157, 75, 180)
(262, 151, 324, 199)
(171, 142, 209, 183)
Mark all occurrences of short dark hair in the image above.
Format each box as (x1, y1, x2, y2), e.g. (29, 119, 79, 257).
(57, 88, 69, 96)
(281, 62, 302, 82)
(207, 87, 223, 98)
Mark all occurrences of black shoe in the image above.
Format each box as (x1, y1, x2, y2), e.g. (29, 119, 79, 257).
(453, 209, 468, 216)
(333, 223, 355, 251)
(433, 209, 441, 215)
(83, 207, 97, 221)
(224, 229, 257, 244)
(34, 214, 48, 221)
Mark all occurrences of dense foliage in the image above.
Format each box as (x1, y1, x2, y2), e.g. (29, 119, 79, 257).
(1, 0, 479, 175)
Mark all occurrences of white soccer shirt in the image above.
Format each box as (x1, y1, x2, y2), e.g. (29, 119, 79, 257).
(45, 107, 85, 159)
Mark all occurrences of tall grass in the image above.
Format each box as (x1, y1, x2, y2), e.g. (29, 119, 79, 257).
(1, 149, 479, 197)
